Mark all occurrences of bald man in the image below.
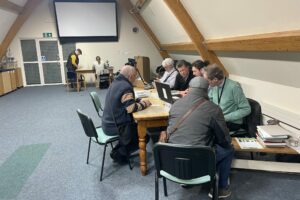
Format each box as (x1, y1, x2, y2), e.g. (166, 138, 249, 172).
(102, 65, 151, 164)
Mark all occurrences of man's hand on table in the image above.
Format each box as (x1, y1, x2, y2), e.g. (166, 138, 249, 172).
(142, 99, 152, 107)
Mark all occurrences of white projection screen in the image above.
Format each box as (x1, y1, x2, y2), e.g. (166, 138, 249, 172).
(54, 0, 118, 42)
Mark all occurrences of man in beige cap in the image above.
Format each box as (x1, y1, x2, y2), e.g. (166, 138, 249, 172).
(160, 77, 234, 198)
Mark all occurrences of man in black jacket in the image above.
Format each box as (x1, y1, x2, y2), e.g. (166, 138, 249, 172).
(173, 60, 194, 95)
(161, 77, 234, 199)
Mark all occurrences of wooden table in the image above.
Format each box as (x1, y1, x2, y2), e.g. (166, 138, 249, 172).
(232, 138, 298, 154)
(76, 68, 96, 92)
(133, 89, 169, 176)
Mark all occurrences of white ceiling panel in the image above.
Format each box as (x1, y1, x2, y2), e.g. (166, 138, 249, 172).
(139, 0, 190, 44)
(0, 9, 17, 44)
(8, 0, 27, 7)
(182, 0, 300, 39)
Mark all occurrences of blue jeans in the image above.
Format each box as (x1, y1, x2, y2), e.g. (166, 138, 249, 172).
(216, 144, 234, 188)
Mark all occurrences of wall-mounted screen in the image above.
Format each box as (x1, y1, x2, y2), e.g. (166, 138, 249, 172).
(54, 0, 118, 43)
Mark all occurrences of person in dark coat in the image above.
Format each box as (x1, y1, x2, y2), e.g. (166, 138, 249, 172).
(173, 60, 194, 95)
(161, 77, 234, 199)
(102, 65, 151, 163)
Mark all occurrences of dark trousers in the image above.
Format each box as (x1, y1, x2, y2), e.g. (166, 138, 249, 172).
(147, 126, 167, 144)
(111, 123, 149, 162)
(115, 123, 139, 156)
(226, 122, 242, 132)
(216, 144, 234, 188)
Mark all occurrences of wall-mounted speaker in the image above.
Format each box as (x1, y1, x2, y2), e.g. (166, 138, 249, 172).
(132, 27, 139, 33)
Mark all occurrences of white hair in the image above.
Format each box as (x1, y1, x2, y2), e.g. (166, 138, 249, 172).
(120, 65, 136, 79)
(162, 58, 174, 68)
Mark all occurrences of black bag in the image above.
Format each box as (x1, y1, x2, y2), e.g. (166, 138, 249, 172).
(99, 74, 109, 89)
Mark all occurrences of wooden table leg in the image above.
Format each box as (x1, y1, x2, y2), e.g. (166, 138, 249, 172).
(77, 72, 80, 92)
(138, 122, 147, 176)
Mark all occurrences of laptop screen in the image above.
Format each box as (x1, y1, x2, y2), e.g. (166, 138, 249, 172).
(155, 82, 174, 104)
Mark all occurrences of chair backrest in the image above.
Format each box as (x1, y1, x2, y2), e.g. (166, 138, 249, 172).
(153, 143, 216, 180)
(90, 92, 103, 117)
(242, 98, 262, 137)
(77, 109, 98, 139)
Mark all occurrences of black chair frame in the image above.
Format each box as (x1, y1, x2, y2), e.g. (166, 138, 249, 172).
(153, 143, 218, 200)
(77, 109, 131, 181)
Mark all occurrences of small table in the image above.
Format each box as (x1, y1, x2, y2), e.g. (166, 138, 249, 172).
(232, 138, 297, 154)
(132, 89, 169, 176)
(76, 68, 96, 92)
(232, 137, 300, 173)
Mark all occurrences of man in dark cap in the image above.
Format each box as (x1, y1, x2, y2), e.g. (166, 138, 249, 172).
(160, 77, 234, 199)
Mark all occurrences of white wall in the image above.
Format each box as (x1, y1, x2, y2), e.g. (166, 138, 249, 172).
(8, 0, 163, 83)
(230, 75, 300, 129)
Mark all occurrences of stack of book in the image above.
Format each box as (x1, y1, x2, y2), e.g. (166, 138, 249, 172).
(256, 125, 290, 147)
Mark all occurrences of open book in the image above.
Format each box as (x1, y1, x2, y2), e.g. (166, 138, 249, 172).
(235, 138, 263, 149)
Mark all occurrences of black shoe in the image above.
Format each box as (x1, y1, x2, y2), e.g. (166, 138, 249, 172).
(110, 151, 128, 165)
(110, 151, 117, 162)
(208, 186, 231, 199)
(180, 184, 193, 189)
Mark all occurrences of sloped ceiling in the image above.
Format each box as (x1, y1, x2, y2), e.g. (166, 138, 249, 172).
(0, 10, 18, 44)
(135, 0, 300, 88)
(139, 0, 190, 44)
(181, 0, 300, 39)
(0, 0, 27, 44)
(9, 0, 27, 7)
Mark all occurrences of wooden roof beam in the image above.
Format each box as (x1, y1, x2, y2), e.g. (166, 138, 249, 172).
(0, 0, 42, 59)
(121, 0, 169, 59)
(0, 0, 23, 14)
(161, 42, 196, 52)
(204, 30, 300, 52)
(163, 0, 228, 76)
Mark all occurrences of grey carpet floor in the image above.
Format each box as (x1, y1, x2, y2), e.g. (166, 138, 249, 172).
(0, 85, 299, 200)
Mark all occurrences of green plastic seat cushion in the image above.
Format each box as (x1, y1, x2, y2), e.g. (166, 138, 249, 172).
(160, 170, 211, 185)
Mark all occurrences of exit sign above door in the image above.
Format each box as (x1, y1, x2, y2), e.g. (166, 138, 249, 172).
(43, 32, 52, 38)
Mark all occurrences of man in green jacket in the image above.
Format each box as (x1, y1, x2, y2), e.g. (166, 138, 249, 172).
(203, 64, 251, 131)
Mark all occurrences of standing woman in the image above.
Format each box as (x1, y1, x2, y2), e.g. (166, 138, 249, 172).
(92, 56, 104, 87)
(192, 60, 210, 77)
(93, 56, 104, 77)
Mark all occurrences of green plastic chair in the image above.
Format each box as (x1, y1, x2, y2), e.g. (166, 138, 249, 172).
(90, 92, 103, 118)
(77, 109, 119, 181)
(153, 143, 218, 200)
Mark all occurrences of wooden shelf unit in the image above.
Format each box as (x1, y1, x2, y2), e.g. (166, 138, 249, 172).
(0, 68, 23, 96)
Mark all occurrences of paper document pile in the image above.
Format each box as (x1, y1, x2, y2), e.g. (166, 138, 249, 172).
(256, 125, 290, 147)
(135, 90, 149, 98)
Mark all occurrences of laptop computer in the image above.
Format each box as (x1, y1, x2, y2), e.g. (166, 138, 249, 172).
(155, 82, 180, 104)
